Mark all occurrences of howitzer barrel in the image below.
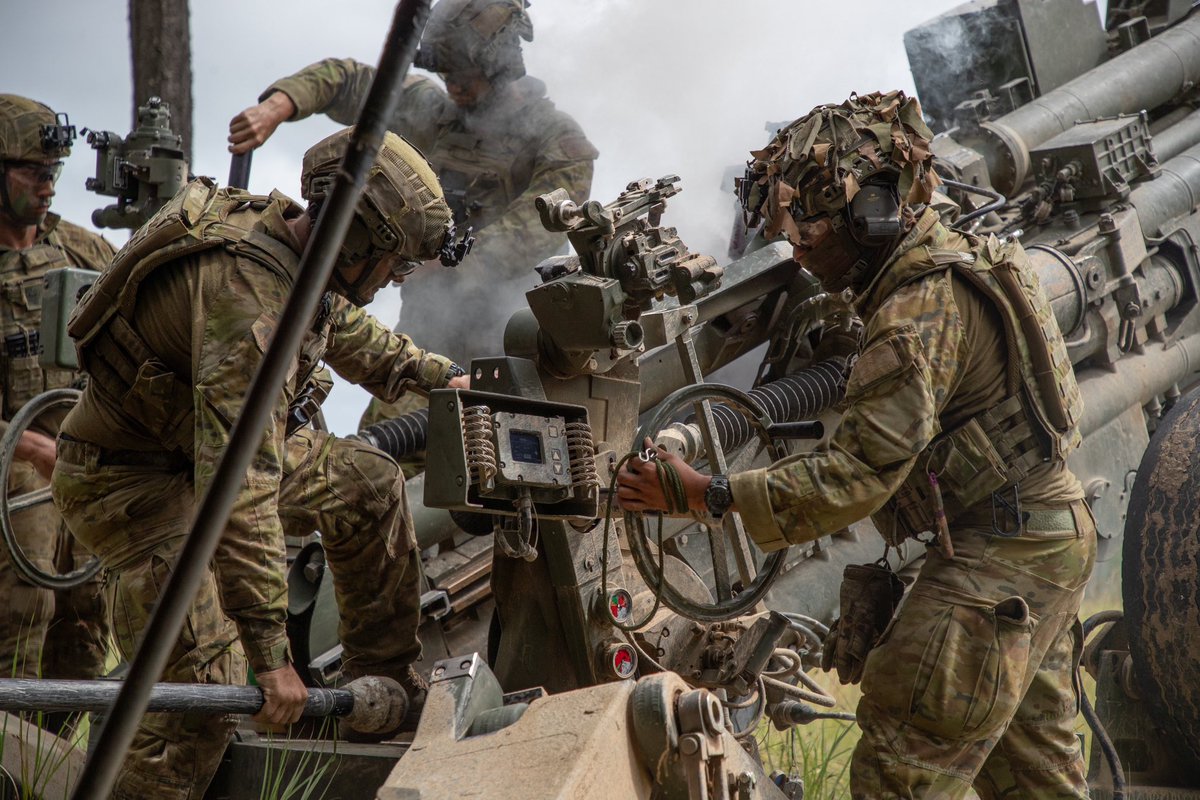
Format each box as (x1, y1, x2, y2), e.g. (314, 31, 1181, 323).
(1131, 140, 1200, 237)
(1150, 108, 1200, 162)
(978, 13, 1200, 194)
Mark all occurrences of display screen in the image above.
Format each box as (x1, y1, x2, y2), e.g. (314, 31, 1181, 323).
(509, 430, 544, 464)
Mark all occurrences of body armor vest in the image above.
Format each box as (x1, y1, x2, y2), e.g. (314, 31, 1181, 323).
(69, 178, 332, 454)
(873, 236, 1084, 545)
(0, 242, 80, 419)
(430, 125, 529, 229)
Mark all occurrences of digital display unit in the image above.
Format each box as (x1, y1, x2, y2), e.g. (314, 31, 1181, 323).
(509, 429, 544, 464)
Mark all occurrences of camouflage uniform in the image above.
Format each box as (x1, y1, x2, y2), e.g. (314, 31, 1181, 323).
(0, 93, 113, 683)
(730, 94, 1094, 798)
(266, 57, 596, 425)
(52, 175, 456, 799)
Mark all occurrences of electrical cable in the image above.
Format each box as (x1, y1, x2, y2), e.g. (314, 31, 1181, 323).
(1080, 610, 1127, 800)
(600, 452, 666, 632)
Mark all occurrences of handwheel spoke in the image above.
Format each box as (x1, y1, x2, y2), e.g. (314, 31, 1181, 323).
(706, 521, 734, 601)
(724, 512, 757, 587)
(9, 487, 52, 514)
(628, 380, 791, 622)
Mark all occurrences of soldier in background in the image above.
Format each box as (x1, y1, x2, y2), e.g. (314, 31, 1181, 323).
(0, 95, 111, 694)
(617, 92, 1095, 799)
(52, 128, 469, 799)
(229, 0, 598, 431)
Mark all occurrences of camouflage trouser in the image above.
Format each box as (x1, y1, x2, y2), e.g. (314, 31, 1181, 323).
(852, 500, 1097, 799)
(53, 429, 422, 800)
(0, 459, 108, 681)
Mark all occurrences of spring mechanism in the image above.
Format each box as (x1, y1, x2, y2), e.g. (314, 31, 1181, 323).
(565, 421, 600, 489)
(462, 405, 497, 485)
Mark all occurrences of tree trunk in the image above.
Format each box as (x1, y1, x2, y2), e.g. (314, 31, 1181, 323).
(129, 0, 193, 163)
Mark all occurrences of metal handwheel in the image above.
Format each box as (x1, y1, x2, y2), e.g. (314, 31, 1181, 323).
(0, 388, 100, 590)
(625, 382, 789, 622)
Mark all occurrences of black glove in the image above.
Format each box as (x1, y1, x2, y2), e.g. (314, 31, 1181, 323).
(820, 562, 905, 685)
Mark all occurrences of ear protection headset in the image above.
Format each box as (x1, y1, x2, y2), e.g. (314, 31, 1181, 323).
(846, 180, 903, 247)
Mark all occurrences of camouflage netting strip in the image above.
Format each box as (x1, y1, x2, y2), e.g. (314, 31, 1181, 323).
(746, 90, 941, 239)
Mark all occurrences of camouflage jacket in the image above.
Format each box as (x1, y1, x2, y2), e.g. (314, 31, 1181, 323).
(731, 208, 1083, 551)
(0, 215, 114, 429)
(62, 190, 454, 671)
(265, 58, 598, 277)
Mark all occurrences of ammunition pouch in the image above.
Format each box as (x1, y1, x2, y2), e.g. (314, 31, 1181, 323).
(877, 395, 1046, 546)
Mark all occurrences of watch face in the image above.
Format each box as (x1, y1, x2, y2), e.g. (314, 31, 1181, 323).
(705, 476, 733, 517)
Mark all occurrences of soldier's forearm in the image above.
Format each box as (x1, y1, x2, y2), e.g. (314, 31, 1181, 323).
(262, 57, 376, 124)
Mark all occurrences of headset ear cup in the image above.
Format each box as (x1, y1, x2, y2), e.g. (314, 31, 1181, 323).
(847, 182, 903, 246)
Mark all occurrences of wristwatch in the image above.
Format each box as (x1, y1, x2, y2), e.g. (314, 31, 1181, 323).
(704, 475, 734, 519)
(446, 362, 466, 381)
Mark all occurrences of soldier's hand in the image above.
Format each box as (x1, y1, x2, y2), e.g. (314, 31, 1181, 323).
(14, 430, 57, 481)
(616, 437, 710, 516)
(448, 374, 470, 390)
(228, 92, 296, 154)
(253, 664, 308, 726)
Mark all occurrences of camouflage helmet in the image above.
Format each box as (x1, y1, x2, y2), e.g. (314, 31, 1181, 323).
(414, 0, 533, 83)
(302, 128, 453, 262)
(737, 91, 940, 247)
(0, 94, 75, 161)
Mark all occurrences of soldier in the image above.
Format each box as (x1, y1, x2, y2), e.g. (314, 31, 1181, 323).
(617, 92, 1095, 799)
(0, 95, 111, 693)
(228, 0, 598, 398)
(52, 128, 470, 799)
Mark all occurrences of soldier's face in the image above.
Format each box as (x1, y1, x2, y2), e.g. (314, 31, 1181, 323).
(1, 159, 61, 227)
(790, 216, 861, 290)
(333, 253, 408, 306)
(443, 70, 492, 109)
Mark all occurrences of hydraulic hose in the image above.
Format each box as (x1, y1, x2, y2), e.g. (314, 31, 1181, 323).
(707, 358, 847, 453)
(357, 407, 429, 458)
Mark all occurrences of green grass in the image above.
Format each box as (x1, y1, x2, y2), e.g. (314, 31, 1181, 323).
(257, 720, 339, 800)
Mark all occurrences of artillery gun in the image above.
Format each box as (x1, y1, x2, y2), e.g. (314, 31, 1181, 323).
(3, 0, 1200, 797)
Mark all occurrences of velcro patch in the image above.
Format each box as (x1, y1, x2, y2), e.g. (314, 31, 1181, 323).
(847, 327, 920, 395)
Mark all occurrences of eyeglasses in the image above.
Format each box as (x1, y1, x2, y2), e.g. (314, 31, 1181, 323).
(5, 160, 64, 184)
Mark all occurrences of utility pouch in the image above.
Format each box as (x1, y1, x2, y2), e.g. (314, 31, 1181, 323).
(820, 562, 905, 685)
(926, 417, 1010, 510)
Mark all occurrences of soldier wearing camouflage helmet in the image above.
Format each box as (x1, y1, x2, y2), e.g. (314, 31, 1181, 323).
(617, 91, 1095, 799)
(228, 0, 598, 388)
(0, 95, 112, 704)
(52, 128, 469, 799)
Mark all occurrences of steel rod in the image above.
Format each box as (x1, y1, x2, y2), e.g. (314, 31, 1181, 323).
(0, 679, 353, 718)
(72, 2, 432, 797)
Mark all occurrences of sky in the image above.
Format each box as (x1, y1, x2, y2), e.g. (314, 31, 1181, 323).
(1, 0, 1104, 434)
